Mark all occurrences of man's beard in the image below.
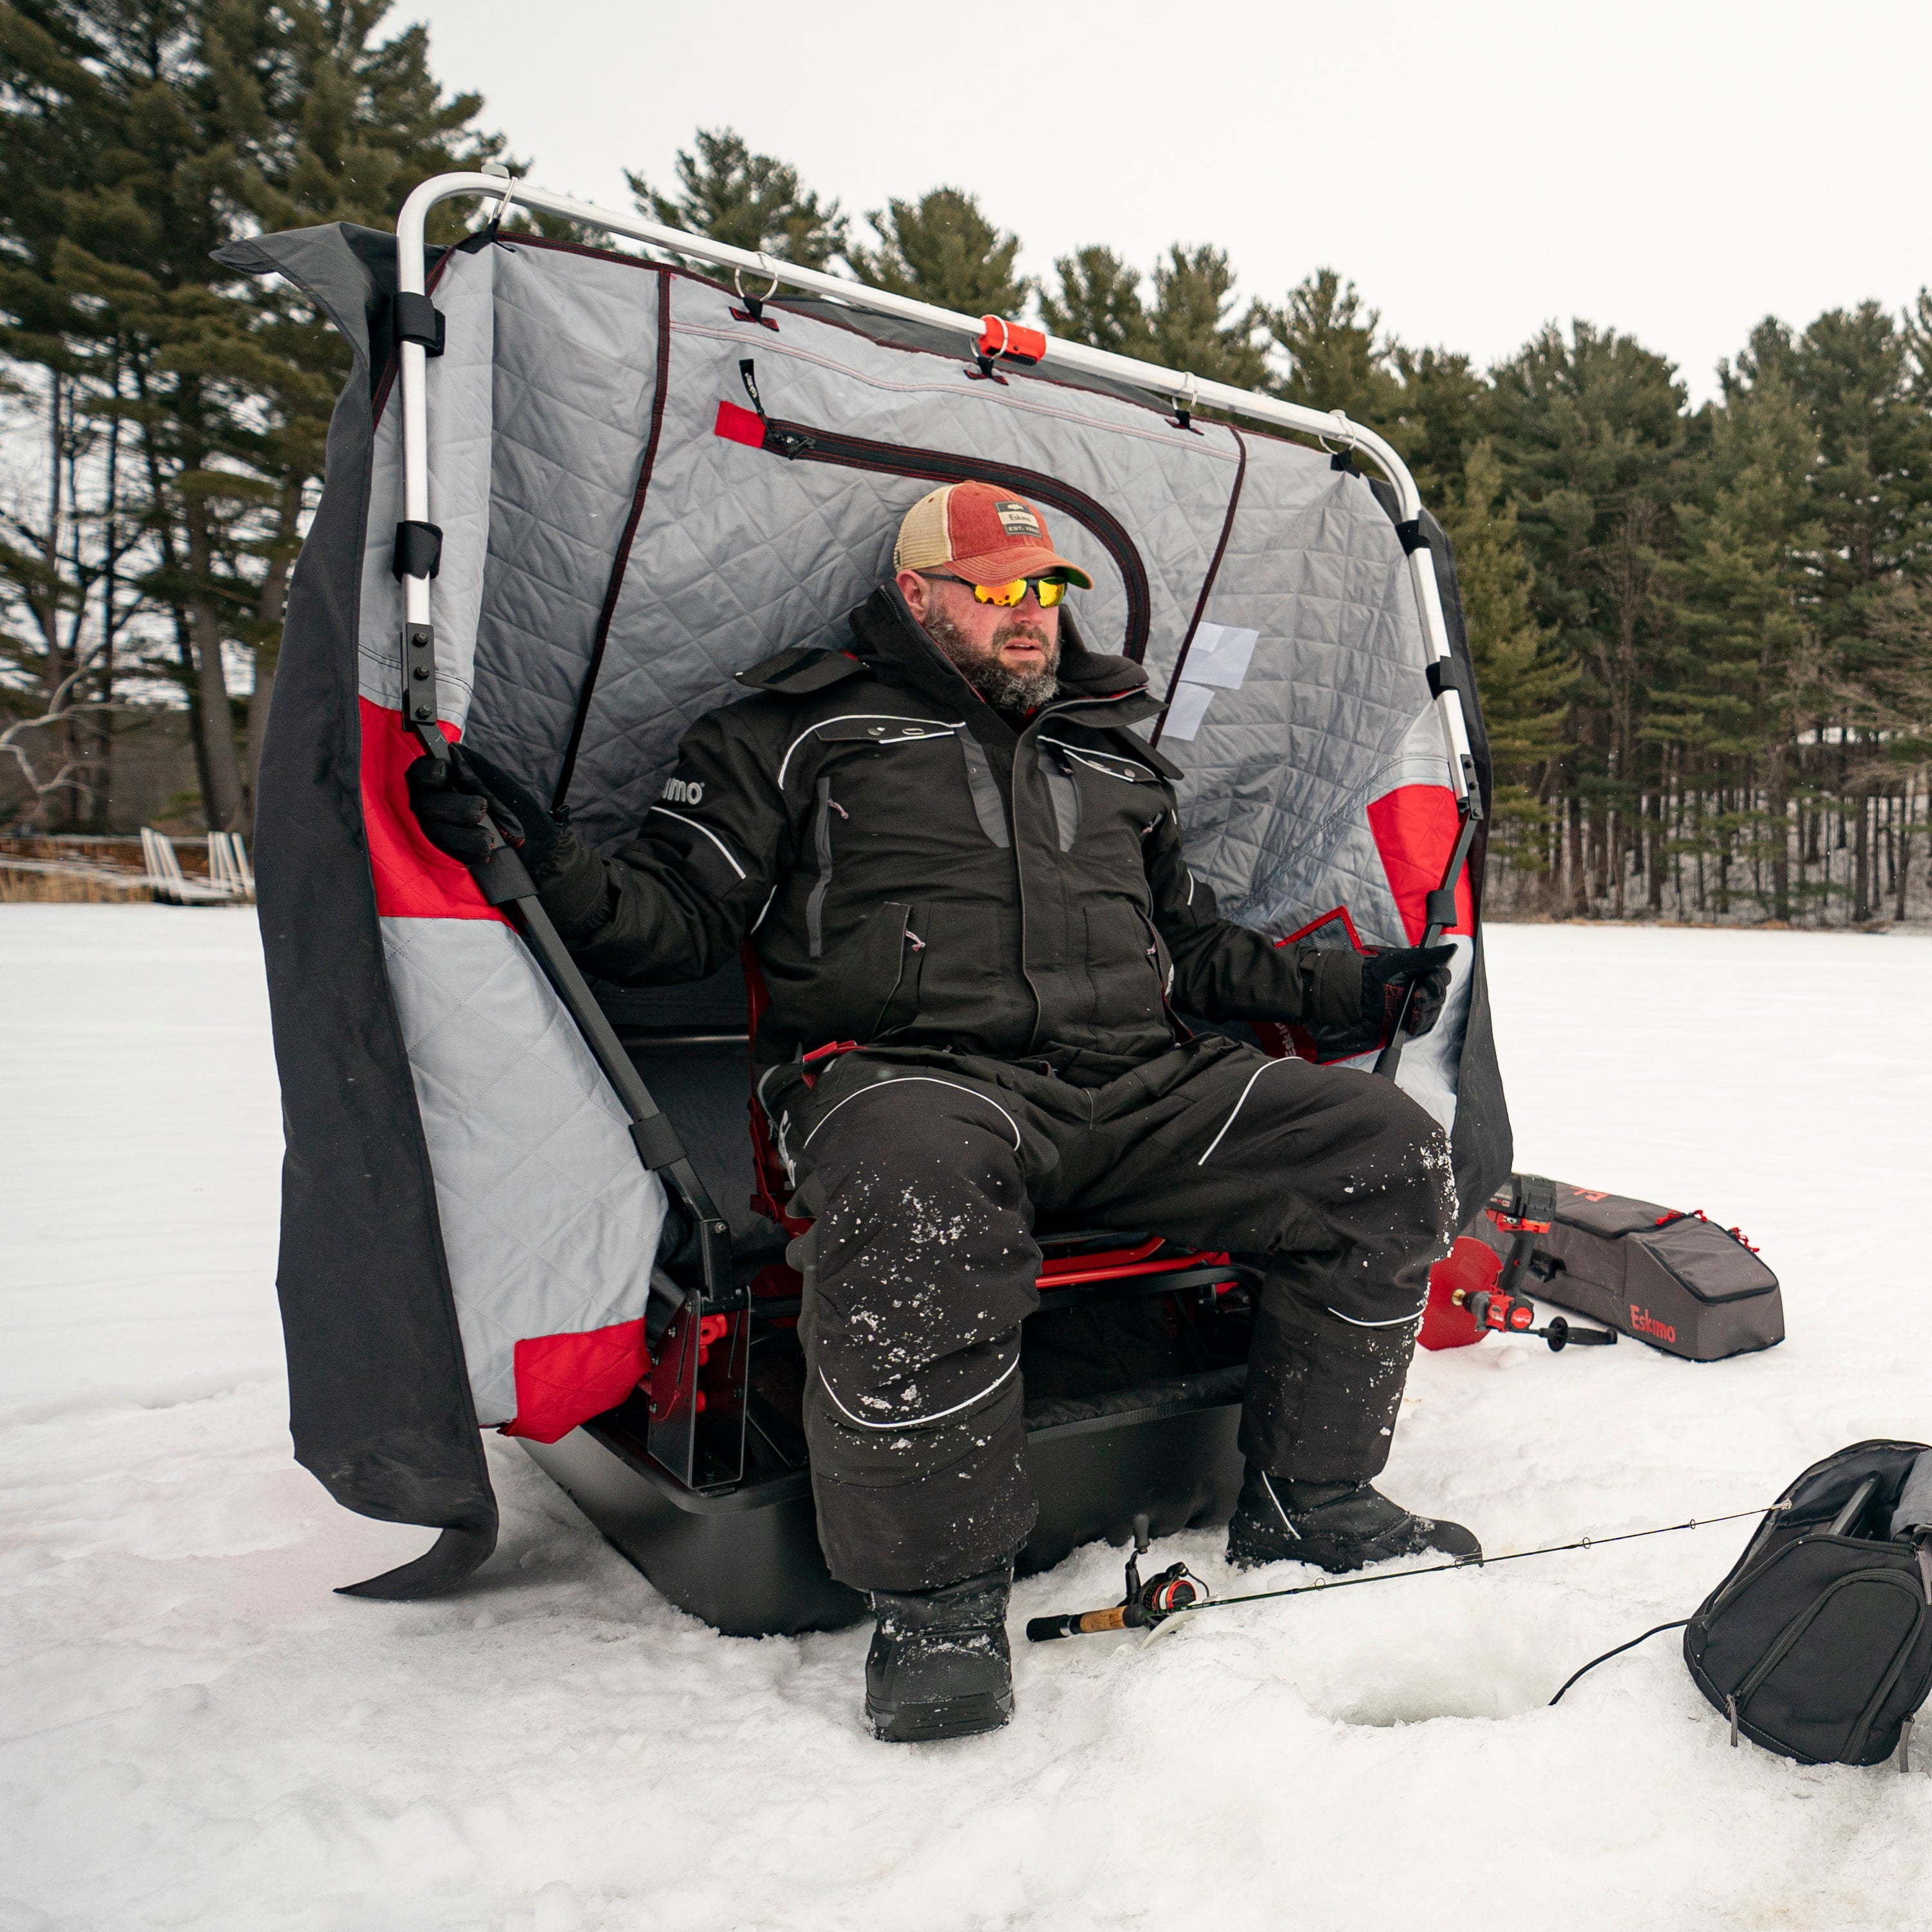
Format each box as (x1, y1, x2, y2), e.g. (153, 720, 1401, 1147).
(920, 605, 1061, 711)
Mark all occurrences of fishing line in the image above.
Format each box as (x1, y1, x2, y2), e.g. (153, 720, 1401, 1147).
(1028, 1502, 1785, 1644)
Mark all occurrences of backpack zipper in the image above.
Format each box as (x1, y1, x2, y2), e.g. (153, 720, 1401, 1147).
(1725, 1565, 1927, 1762)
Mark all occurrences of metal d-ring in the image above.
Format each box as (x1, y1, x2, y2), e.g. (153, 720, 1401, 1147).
(1314, 408, 1358, 456)
(734, 261, 782, 309)
(480, 161, 516, 230)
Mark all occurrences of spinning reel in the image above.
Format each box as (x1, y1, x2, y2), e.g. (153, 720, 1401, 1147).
(1025, 1514, 1211, 1642)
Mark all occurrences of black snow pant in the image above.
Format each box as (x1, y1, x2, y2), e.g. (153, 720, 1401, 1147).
(771, 1034, 1458, 1593)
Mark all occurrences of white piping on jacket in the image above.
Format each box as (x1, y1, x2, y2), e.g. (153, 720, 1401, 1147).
(800, 1075, 1025, 1153)
(775, 714, 965, 791)
(1195, 1056, 1298, 1165)
(819, 1349, 1021, 1432)
(1331, 1303, 1428, 1330)
(1035, 735, 1157, 784)
(649, 805, 746, 880)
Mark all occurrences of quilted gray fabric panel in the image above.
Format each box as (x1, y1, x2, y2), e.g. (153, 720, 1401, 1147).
(1158, 448, 1429, 948)
(381, 914, 668, 1424)
(547, 280, 1244, 851)
(464, 247, 671, 784)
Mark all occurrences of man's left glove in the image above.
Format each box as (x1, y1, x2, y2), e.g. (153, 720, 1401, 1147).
(405, 744, 567, 884)
(1361, 943, 1455, 1039)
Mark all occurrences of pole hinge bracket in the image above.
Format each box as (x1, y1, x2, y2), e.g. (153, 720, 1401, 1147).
(402, 622, 439, 731)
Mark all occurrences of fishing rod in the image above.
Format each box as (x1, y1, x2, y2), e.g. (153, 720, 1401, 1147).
(1025, 1502, 1786, 1643)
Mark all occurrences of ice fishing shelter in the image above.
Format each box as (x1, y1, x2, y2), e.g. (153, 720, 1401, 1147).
(226, 173, 1511, 1611)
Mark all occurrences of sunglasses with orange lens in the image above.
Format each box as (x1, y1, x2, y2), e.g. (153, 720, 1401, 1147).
(931, 573, 1071, 609)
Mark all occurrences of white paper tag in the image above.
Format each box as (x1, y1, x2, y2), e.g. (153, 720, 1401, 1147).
(1182, 623, 1259, 690)
(1162, 681, 1217, 741)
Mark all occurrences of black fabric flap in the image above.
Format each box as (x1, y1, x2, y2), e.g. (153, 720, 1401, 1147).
(736, 645, 867, 694)
(1636, 1218, 1780, 1303)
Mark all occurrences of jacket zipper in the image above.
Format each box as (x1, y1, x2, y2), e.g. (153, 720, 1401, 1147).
(805, 779, 846, 958)
(1003, 687, 1153, 1052)
(746, 415, 1153, 664)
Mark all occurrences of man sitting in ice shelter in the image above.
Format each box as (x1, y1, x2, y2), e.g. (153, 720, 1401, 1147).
(408, 480, 1473, 1743)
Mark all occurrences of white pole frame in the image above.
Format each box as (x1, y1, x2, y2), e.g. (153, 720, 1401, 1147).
(392, 172, 1476, 804)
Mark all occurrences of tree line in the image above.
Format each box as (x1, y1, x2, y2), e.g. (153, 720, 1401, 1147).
(5, 6, 1929, 927)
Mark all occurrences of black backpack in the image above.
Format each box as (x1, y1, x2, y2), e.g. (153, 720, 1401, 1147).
(1683, 1440, 1932, 1768)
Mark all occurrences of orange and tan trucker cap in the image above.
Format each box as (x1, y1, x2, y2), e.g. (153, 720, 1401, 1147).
(893, 481, 1094, 589)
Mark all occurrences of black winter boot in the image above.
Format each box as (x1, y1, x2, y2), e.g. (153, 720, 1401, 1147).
(864, 1564, 1014, 1743)
(1226, 1464, 1481, 1574)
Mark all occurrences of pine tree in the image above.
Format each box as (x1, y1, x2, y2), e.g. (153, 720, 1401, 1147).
(1484, 321, 1694, 911)
(202, 0, 510, 811)
(1260, 269, 1397, 421)
(1041, 245, 1149, 355)
(848, 187, 1028, 317)
(1661, 342, 1821, 919)
(0, 0, 508, 833)
(1783, 303, 1932, 919)
(1142, 245, 1267, 390)
(1439, 440, 1566, 868)
(0, 1, 234, 826)
(1383, 345, 1486, 503)
(629, 127, 847, 268)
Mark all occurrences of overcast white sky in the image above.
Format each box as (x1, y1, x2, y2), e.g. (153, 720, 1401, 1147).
(412, 1, 1924, 404)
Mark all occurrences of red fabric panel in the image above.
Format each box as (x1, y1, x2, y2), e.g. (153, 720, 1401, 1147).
(1365, 784, 1474, 944)
(500, 1318, 650, 1443)
(714, 399, 766, 448)
(358, 697, 506, 922)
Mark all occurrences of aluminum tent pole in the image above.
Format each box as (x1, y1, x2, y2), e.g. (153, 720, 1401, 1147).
(391, 184, 735, 1486)
(390, 175, 1485, 1082)
(393, 174, 1478, 795)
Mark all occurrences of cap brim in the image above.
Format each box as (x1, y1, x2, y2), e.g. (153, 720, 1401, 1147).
(947, 545, 1094, 591)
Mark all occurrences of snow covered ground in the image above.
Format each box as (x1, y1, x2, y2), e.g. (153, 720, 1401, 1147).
(3, 905, 1928, 1932)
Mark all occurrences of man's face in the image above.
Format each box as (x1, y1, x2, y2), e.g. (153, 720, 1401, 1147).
(897, 568, 1063, 707)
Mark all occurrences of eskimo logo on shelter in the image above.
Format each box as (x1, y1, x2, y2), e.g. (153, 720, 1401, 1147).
(1631, 1305, 1678, 1343)
(661, 777, 705, 806)
(995, 500, 1041, 536)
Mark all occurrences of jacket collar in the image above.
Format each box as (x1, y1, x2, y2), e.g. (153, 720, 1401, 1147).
(846, 585, 1163, 730)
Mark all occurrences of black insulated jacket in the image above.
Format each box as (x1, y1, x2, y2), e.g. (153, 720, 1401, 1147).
(538, 585, 1365, 1075)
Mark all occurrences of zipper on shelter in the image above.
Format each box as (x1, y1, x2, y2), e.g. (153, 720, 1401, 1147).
(727, 377, 1153, 664)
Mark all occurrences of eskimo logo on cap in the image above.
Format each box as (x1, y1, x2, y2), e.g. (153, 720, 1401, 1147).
(994, 500, 1041, 537)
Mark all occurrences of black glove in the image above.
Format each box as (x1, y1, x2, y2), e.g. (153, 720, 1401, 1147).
(405, 744, 564, 880)
(1361, 943, 1455, 1039)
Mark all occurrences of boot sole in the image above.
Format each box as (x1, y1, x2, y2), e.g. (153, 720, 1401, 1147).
(1226, 1525, 1481, 1575)
(866, 1689, 1014, 1743)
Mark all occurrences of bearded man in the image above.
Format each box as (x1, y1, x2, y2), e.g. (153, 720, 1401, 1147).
(406, 480, 1472, 1743)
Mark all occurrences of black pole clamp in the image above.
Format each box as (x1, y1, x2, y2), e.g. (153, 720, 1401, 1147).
(393, 292, 445, 357)
(392, 520, 443, 581)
